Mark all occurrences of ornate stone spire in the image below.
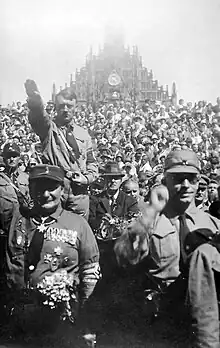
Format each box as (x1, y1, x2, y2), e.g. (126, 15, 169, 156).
(171, 82, 177, 106)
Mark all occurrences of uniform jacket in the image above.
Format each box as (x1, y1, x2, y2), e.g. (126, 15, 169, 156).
(6, 205, 100, 302)
(0, 170, 29, 233)
(28, 105, 98, 184)
(89, 189, 139, 231)
(145, 205, 220, 286)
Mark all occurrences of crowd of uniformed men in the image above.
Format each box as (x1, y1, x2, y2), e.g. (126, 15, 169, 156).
(1, 80, 220, 347)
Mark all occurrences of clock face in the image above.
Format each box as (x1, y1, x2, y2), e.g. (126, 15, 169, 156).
(108, 72, 121, 86)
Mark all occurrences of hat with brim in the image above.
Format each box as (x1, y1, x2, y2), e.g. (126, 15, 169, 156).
(165, 149, 200, 173)
(102, 161, 124, 177)
(29, 165, 65, 182)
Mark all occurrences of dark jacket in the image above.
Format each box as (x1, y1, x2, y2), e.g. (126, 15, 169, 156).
(5, 204, 100, 304)
(89, 189, 139, 231)
(28, 103, 98, 184)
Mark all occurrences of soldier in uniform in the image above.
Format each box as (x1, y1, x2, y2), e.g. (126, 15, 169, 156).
(5, 164, 100, 345)
(0, 143, 30, 290)
(1, 142, 29, 203)
(24, 80, 98, 220)
(115, 149, 220, 348)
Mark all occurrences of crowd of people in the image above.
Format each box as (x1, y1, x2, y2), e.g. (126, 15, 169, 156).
(1, 96, 220, 195)
(2, 83, 220, 348)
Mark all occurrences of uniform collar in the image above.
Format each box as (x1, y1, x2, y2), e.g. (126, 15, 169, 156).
(31, 204, 64, 222)
(164, 201, 198, 224)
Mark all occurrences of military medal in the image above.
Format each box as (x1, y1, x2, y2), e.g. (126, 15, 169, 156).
(32, 216, 55, 233)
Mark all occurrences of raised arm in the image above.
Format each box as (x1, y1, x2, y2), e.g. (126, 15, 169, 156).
(24, 79, 51, 142)
(114, 185, 169, 266)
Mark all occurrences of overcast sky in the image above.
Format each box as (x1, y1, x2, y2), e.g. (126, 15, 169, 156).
(1, 0, 220, 105)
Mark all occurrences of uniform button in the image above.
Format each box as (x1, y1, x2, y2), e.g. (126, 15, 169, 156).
(208, 236, 213, 240)
(185, 245, 190, 250)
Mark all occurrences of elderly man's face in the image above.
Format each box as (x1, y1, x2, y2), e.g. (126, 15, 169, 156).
(30, 179, 63, 215)
(165, 172, 200, 207)
(123, 181, 140, 199)
(208, 183, 219, 202)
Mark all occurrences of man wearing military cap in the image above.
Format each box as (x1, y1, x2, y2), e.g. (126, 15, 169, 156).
(5, 164, 100, 345)
(0, 142, 30, 212)
(24, 80, 98, 219)
(115, 149, 220, 347)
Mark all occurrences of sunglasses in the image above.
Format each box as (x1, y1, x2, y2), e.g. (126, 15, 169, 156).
(168, 173, 200, 185)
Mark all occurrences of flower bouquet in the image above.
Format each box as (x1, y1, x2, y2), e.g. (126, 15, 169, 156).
(96, 212, 141, 241)
(36, 269, 78, 323)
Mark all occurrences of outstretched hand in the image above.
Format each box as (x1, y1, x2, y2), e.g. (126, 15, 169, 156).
(24, 79, 43, 108)
(149, 184, 169, 213)
(24, 79, 40, 97)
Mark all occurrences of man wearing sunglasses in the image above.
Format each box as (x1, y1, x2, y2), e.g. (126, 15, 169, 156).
(157, 149, 220, 347)
(116, 149, 220, 348)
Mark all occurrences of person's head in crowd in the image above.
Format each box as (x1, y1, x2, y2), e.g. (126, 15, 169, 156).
(157, 142, 164, 152)
(102, 161, 124, 195)
(212, 137, 219, 148)
(107, 119, 114, 129)
(121, 108, 128, 119)
(192, 144, 199, 153)
(195, 175, 209, 207)
(25, 158, 38, 173)
(123, 161, 134, 177)
(54, 87, 77, 126)
(14, 119, 21, 129)
(152, 134, 158, 144)
(17, 129, 25, 138)
(122, 178, 140, 200)
(179, 99, 185, 106)
(115, 152, 124, 163)
(101, 153, 112, 164)
(34, 142, 42, 154)
(210, 151, 219, 165)
(159, 155, 166, 165)
(29, 165, 65, 216)
(207, 102, 213, 112)
(12, 135, 20, 145)
(208, 180, 219, 204)
(17, 101, 22, 110)
(141, 154, 150, 166)
(163, 149, 201, 212)
(118, 119, 127, 130)
(21, 153, 30, 164)
(125, 143, 134, 154)
(0, 155, 5, 172)
(110, 139, 118, 151)
(120, 100, 125, 108)
(88, 113, 95, 125)
(3, 143, 21, 173)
